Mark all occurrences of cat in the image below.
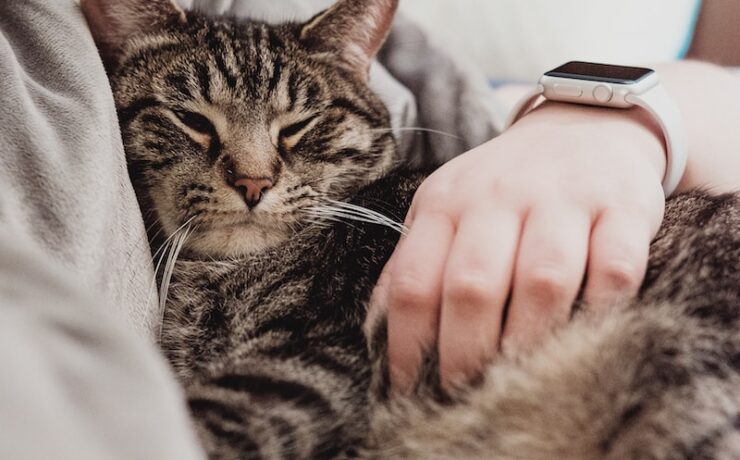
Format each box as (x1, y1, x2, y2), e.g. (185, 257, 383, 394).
(82, 0, 740, 458)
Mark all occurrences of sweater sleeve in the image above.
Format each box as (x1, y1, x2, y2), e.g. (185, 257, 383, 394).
(0, 1, 204, 458)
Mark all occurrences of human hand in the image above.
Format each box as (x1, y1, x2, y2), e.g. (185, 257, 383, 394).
(368, 102, 668, 392)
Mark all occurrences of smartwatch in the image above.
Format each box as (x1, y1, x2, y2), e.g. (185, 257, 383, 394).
(506, 61, 688, 197)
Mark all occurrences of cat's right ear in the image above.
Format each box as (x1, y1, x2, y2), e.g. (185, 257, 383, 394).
(80, 0, 187, 69)
(299, 0, 399, 81)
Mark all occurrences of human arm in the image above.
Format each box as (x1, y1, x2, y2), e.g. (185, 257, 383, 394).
(662, 61, 740, 193)
(370, 60, 740, 392)
(0, 0, 204, 457)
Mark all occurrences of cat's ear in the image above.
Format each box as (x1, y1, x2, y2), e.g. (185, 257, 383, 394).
(80, 0, 187, 69)
(299, 0, 399, 81)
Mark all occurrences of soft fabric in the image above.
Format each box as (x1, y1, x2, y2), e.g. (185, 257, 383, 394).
(0, 0, 158, 334)
(0, 228, 204, 459)
(0, 1, 203, 458)
(378, 15, 501, 164)
(0, 0, 500, 458)
(399, 0, 703, 80)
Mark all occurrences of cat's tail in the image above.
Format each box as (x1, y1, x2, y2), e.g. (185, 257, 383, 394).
(366, 303, 740, 459)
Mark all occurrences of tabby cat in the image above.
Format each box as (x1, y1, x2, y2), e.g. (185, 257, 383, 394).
(82, 0, 740, 458)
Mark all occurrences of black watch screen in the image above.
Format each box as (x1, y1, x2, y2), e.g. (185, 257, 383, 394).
(545, 61, 655, 85)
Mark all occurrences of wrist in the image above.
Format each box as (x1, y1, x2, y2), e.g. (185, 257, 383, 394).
(508, 101, 668, 182)
(653, 62, 740, 194)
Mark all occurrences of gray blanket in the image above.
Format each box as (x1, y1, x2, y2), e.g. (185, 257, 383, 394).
(0, 0, 498, 458)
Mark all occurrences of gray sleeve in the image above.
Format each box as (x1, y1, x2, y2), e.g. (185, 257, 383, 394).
(0, 1, 203, 458)
(0, 230, 204, 460)
(0, 0, 159, 335)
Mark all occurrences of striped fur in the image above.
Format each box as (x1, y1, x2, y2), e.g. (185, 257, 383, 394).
(102, 0, 398, 258)
(165, 173, 422, 459)
(83, 0, 740, 458)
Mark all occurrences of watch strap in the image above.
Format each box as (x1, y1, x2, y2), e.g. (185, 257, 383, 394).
(626, 85, 688, 197)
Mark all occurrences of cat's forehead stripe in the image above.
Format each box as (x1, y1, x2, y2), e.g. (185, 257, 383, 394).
(195, 61, 213, 104)
(205, 28, 240, 92)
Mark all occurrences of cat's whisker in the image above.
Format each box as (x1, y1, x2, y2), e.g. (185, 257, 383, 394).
(308, 207, 379, 223)
(147, 216, 197, 324)
(303, 210, 363, 231)
(159, 226, 190, 307)
(304, 218, 333, 229)
(319, 199, 408, 233)
(148, 238, 173, 320)
(303, 207, 359, 224)
(370, 126, 465, 142)
(158, 224, 195, 340)
(305, 201, 408, 235)
(349, 196, 406, 221)
(152, 216, 198, 264)
(323, 213, 405, 234)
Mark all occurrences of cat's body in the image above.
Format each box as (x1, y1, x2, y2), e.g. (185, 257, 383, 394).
(163, 172, 422, 459)
(80, 0, 740, 458)
(164, 174, 740, 459)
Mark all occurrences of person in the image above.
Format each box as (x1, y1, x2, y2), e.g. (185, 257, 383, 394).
(372, 61, 740, 392)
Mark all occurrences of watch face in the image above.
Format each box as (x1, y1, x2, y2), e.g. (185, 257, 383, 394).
(545, 61, 654, 84)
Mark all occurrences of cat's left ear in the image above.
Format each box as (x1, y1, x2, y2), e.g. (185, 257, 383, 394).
(81, 0, 187, 70)
(299, 0, 399, 81)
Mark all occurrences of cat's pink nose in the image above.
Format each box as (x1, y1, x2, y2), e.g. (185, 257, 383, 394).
(233, 177, 273, 209)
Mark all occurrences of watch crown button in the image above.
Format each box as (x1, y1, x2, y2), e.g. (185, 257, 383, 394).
(593, 84, 613, 103)
(553, 84, 584, 98)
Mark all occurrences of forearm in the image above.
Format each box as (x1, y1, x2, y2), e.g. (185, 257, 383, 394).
(656, 61, 740, 194)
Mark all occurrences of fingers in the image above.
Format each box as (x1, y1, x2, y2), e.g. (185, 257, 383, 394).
(583, 209, 652, 308)
(384, 204, 653, 393)
(386, 212, 455, 393)
(364, 244, 398, 341)
(502, 207, 591, 353)
(438, 208, 520, 388)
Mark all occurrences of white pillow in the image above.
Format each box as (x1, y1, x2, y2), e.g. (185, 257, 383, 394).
(399, 0, 702, 80)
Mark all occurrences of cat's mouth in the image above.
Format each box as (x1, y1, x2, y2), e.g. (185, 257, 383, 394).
(184, 204, 305, 235)
(178, 213, 295, 258)
(191, 210, 279, 232)
(167, 189, 362, 257)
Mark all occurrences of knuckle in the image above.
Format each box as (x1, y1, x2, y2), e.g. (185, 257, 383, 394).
(599, 260, 643, 291)
(445, 273, 499, 309)
(388, 272, 436, 312)
(522, 267, 574, 307)
(488, 176, 522, 200)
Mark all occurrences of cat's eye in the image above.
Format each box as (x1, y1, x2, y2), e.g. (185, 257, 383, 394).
(279, 114, 319, 140)
(174, 110, 215, 135)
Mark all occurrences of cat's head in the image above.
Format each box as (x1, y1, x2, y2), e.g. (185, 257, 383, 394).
(82, 0, 399, 257)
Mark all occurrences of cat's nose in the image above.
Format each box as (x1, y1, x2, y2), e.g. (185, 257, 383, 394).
(232, 177, 274, 209)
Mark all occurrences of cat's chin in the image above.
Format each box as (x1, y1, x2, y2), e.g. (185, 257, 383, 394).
(185, 224, 292, 259)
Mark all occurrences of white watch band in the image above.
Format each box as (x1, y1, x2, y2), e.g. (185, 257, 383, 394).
(505, 83, 688, 197)
(625, 85, 688, 197)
